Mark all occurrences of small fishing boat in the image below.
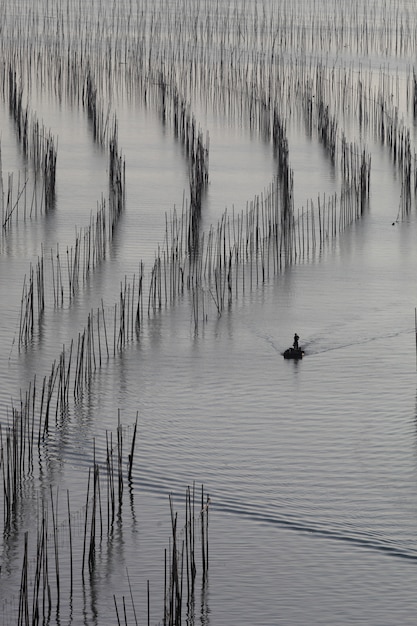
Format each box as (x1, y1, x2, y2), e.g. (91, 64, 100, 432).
(283, 347, 304, 359)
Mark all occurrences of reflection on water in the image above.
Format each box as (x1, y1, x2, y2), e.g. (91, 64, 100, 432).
(1, 0, 417, 624)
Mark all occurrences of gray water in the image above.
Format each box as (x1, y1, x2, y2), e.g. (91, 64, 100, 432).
(0, 1, 417, 624)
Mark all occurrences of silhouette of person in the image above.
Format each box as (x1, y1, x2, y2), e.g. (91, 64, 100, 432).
(293, 333, 299, 350)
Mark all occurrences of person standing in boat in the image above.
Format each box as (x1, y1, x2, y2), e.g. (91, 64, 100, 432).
(293, 333, 300, 350)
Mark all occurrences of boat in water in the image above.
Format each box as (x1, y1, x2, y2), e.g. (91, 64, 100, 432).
(283, 347, 304, 359)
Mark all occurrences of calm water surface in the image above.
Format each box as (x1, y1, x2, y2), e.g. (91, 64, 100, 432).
(0, 1, 416, 624)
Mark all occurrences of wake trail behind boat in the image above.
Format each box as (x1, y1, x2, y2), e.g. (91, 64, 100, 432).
(260, 327, 416, 357)
(213, 496, 417, 563)
(134, 471, 417, 563)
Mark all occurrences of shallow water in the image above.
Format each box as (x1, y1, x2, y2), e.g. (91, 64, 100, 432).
(0, 0, 417, 624)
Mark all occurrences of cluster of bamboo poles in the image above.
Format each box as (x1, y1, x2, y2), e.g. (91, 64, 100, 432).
(0, 339, 137, 543)
(318, 102, 338, 163)
(145, 172, 369, 331)
(17, 491, 65, 626)
(2, 0, 414, 104)
(154, 75, 210, 249)
(0, 334, 210, 626)
(7, 65, 57, 211)
(162, 485, 209, 626)
(18, 110, 370, 346)
(109, 123, 126, 229)
(3, 289, 210, 624)
(11, 417, 208, 625)
(17, 126, 125, 348)
(83, 69, 111, 146)
(2, 68, 119, 233)
(0, 397, 208, 625)
(372, 88, 414, 215)
(0, 404, 136, 535)
(1, 397, 36, 533)
(18, 269, 144, 434)
(82, 412, 139, 575)
(112, 483, 210, 626)
(174, 102, 370, 322)
(0, 163, 50, 229)
(0, 1, 415, 117)
(18, 256, 44, 348)
(2, 3, 417, 238)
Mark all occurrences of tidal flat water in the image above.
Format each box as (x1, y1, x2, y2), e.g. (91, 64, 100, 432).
(0, 0, 417, 624)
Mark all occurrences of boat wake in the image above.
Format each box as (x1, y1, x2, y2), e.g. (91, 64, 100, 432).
(133, 472, 417, 563)
(260, 327, 416, 357)
(213, 496, 417, 562)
